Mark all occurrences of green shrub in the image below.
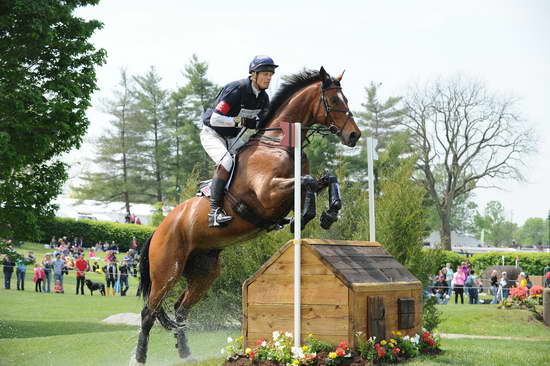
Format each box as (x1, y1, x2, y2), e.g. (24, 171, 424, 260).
(470, 252, 550, 276)
(39, 217, 154, 251)
(422, 296, 442, 332)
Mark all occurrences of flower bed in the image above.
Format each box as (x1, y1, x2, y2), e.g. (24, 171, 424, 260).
(222, 330, 441, 365)
(498, 285, 544, 321)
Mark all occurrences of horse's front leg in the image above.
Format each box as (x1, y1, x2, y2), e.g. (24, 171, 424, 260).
(318, 172, 342, 229)
(289, 175, 318, 232)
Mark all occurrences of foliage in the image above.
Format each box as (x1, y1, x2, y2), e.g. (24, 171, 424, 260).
(469, 252, 550, 276)
(516, 217, 548, 246)
(304, 334, 334, 353)
(151, 202, 165, 227)
(354, 332, 377, 361)
(0, 0, 106, 239)
(422, 296, 443, 332)
(37, 217, 154, 251)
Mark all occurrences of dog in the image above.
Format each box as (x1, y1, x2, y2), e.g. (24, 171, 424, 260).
(85, 279, 106, 296)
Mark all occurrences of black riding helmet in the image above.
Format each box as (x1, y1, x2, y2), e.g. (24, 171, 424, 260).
(249, 55, 278, 73)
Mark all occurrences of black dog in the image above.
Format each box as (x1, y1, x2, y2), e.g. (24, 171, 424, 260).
(85, 279, 106, 296)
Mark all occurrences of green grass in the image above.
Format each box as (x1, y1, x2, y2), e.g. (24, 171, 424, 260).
(2, 243, 550, 365)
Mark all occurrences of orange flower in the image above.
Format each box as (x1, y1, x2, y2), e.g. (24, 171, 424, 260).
(335, 347, 346, 357)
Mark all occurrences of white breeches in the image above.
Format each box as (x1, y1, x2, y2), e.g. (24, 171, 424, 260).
(200, 126, 246, 172)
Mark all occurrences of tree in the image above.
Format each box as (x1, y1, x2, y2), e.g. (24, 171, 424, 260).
(473, 200, 517, 246)
(517, 217, 547, 246)
(402, 76, 533, 250)
(133, 67, 171, 203)
(357, 82, 408, 149)
(0, 0, 105, 239)
(73, 69, 145, 210)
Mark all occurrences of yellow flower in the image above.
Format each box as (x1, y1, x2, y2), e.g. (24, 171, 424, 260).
(329, 352, 337, 359)
(388, 343, 394, 348)
(292, 361, 300, 365)
(396, 331, 402, 336)
(302, 345, 309, 352)
(390, 338, 397, 344)
(380, 340, 387, 345)
(245, 348, 252, 354)
(237, 336, 244, 341)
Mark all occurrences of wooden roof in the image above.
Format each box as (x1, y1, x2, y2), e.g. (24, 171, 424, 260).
(244, 239, 421, 291)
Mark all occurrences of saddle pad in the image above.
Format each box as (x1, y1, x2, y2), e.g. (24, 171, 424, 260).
(196, 158, 238, 197)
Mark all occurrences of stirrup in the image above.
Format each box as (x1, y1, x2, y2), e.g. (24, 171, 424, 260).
(208, 208, 232, 227)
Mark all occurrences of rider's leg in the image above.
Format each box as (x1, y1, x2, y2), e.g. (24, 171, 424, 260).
(209, 164, 233, 226)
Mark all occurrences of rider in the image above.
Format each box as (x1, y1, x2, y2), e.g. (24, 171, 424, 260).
(201, 55, 278, 227)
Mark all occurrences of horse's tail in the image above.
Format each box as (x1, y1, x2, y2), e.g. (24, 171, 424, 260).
(138, 235, 153, 301)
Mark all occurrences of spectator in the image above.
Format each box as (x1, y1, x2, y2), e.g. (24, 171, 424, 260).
(33, 263, 45, 292)
(453, 265, 466, 304)
(15, 257, 26, 291)
(545, 272, 550, 288)
(445, 263, 454, 292)
(2, 252, 15, 289)
(131, 237, 138, 251)
(92, 260, 100, 273)
(498, 271, 510, 301)
(490, 269, 499, 304)
(517, 272, 527, 288)
(119, 261, 130, 296)
(49, 236, 57, 249)
(74, 254, 88, 295)
(125, 212, 131, 224)
(135, 217, 142, 225)
(53, 254, 65, 293)
(103, 259, 118, 296)
(42, 254, 53, 293)
(26, 251, 36, 264)
(465, 269, 479, 304)
(543, 261, 550, 277)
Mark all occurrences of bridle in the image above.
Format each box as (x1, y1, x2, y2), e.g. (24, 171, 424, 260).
(316, 81, 354, 136)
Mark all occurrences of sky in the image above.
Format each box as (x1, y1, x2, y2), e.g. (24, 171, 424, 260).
(68, 0, 550, 226)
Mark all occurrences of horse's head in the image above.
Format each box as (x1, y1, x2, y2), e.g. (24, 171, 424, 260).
(312, 67, 361, 147)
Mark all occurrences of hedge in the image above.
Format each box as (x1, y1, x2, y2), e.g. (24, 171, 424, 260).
(39, 217, 155, 251)
(470, 252, 550, 276)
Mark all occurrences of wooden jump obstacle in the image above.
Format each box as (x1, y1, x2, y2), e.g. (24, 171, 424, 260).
(242, 239, 423, 348)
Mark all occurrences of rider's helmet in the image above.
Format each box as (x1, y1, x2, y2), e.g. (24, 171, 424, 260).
(249, 55, 278, 73)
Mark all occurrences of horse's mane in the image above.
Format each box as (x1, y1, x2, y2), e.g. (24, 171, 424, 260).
(263, 69, 321, 124)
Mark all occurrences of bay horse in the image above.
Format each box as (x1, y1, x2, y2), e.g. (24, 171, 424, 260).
(131, 67, 361, 365)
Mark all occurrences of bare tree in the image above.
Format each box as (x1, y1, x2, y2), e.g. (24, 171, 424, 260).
(402, 76, 534, 250)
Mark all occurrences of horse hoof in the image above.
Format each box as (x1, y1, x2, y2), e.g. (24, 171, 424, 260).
(129, 356, 145, 366)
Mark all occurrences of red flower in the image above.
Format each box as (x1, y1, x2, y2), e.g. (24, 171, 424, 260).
(336, 347, 346, 357)
(427, 338, 435, 346)
(256, 338, 266, 346)
(392, 347, 400, 355)
(338, 341, 350, 350)
(377, 349, 386, 357)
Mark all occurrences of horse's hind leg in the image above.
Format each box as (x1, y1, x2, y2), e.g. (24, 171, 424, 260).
(134, 230, 189, 365)
(173, 249, 222, 359)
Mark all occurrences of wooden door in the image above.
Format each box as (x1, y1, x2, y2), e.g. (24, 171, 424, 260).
(367, 296, 386, 340)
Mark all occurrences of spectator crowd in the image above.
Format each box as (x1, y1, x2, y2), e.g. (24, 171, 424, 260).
(429, 260, 550, 305)
(2, 237, 140, 297)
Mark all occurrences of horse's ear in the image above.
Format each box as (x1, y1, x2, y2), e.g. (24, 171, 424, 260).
(336, 70, 345, 81)
(319, 66, 328, 81)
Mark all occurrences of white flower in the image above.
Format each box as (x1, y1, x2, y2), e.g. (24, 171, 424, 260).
(261, 340, 267, 347)
(275, 341, 281, 348)
(403, 335, 410, 341)
(369, 336, 376, 342)
(412, 334, 420, 344)
(285, 331, 294, 339)
(356, 331, 363, 335)
(220, 348, 225, 354)
(291, 346, 305, 359)
(227, 337, 233, 343)
(422, 327, 427, 332)
(273, 331, 280, 340)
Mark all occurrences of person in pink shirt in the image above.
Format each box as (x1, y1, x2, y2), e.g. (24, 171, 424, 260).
(453, 265, 466, 304)
(32, 263, 46, 292)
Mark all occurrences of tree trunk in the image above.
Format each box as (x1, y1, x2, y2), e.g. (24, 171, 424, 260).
(440, 212, 452, 250)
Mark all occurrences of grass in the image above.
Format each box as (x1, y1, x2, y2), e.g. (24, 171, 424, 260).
(2, 243, 550, 365)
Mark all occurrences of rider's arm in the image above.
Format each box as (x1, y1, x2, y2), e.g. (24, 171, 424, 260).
(210, 112, 239, 127)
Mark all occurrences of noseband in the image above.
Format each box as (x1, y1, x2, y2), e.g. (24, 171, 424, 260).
(317, 83, 354, 136)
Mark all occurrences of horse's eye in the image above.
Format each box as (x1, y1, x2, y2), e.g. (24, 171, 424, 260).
(331, 96, 339, 104)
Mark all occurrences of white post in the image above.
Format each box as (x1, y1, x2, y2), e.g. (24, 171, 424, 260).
(293, 122, 301, 347)
(367, 137, 377, 242)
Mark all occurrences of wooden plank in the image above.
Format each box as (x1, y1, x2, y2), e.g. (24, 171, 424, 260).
(352, 281, 422, 292)
(262, 246, 332, 276)
(300, 239, 381, 247)
(247, 304, 348, 321)
(247, 274, 348, 305)
(243, 240, 293, 289)
(367, 296, 386, 340)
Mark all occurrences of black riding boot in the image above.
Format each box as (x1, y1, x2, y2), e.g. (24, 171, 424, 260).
(208, 178, 232, 227)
